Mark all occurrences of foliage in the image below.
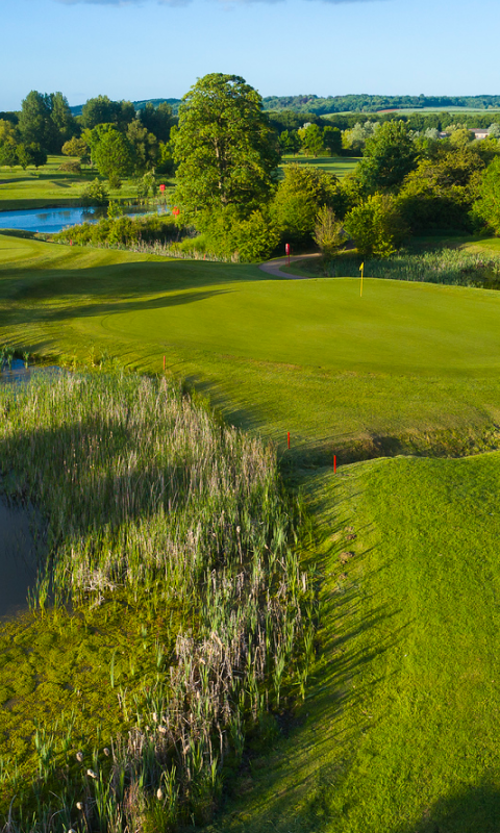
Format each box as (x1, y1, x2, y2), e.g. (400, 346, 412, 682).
(298, 124, 324, 156)
(90, 125, 134, 182)
(53, 212, 182, 247)
(138, 101, 174, 142)
(472, 156, 500, 235)
(126, 119, 158, 173)
(313, 206, 348, 257)
(344, 193, 407, 257)
(323, 125, 342, 155)
(0, 119, 19, 166)
(279, 129, 300, 155)
(356, 119, 417, 190)
(61, 136, 90, 162)
(81, 95, 135, 130)
(272, 163, 345, 246)
(173, 73, 280, 223)
(156, 140, 175, 175)
(449, 127, 474, 148)
(201, 206, 281, 262)
(136, 171, 158, 199)
(341, 120, 379, 155)
(16, 142, 47, 170)
(18, 91, 76, 153)
(80, 178, 109, 207)
(398, 147, 485, 234)
(58, 159, 81, 174)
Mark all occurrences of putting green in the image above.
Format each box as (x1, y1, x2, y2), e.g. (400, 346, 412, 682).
(92, 276, 500, 376)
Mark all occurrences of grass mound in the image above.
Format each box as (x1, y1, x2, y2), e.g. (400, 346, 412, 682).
(0, 372, 313, 832)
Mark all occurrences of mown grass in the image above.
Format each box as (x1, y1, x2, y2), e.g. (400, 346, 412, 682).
(0, 156, 164, 211)
(1, 233, 500, 461)
(280, 155, 359, 179)
(209, 451, 500, 832)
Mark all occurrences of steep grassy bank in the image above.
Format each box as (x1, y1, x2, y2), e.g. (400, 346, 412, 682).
(211, 451, 500, 833)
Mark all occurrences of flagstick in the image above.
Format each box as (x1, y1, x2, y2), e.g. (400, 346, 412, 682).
(359, 262, 364, 297)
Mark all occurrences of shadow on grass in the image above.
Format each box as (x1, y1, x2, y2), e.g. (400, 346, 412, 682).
(394, 783, 500, 833)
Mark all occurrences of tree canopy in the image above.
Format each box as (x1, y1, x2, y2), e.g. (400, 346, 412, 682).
(357, 120, 417, 190)
(172, 73, 280, 223)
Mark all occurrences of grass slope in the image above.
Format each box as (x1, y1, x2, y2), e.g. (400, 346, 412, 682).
(211, 452, 500, 832)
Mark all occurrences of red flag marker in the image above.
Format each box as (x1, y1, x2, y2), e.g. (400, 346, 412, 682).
(334, 454, 337, 473)
(163, 355, 166, 372)
(287, 432, 290, 449)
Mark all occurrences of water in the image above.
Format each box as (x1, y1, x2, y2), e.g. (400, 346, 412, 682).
(0, 204, 169, 234)
(0, 494, 38, 619)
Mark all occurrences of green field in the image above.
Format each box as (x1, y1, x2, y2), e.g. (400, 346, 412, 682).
(1, 232, 500, 830)
(0, 155, 163, 211)
(280, 154, 359, 178)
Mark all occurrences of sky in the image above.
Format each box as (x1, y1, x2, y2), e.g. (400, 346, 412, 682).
(0, 0, 499, 111)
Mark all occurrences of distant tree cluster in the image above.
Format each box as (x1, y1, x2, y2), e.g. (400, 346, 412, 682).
(262, 93, 500, 116)
(0, 90, 176, 183)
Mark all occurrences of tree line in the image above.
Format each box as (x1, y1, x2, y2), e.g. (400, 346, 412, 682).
(0, 91, 176, 177)
(262, 93, 500, 115)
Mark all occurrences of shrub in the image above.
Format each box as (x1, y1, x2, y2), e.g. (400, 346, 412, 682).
(81, 178, 108, 207)
(313, 206, 348, 258)
(59, 159, 81, 174)
(344, 193, 407, 258)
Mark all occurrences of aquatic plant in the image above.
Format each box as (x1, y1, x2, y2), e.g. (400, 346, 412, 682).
(0, 372, 314, 831)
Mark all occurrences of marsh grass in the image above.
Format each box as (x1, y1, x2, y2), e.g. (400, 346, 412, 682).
(0, 372, 314, 831)
(323, 246, 500, 288)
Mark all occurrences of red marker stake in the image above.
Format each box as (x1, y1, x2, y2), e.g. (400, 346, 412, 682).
(334, 454, 337, 473)
(163, 355, 166, 372)
(287, 432, 290, 450)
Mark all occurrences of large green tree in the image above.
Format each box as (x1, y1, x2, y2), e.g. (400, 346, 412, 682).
(18, 91, 57, 152)
(90, 124, 133, 183)
(357, 120, 417, 190)
(82, 96, 135, 131)
(138, 102, 173, 142)
(172, 73, 280, 223)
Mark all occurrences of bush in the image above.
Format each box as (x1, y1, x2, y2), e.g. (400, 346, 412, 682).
(59, 159, 81, 174)
(81, 178, 108, 207)
(200, 207, 280, 262)
(313, 206, 348, 257)
(344, 194, 407, 258)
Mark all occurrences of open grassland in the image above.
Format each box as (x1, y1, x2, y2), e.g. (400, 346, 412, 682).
(0, 156, 154, 211)
(1, 233, 500, 831)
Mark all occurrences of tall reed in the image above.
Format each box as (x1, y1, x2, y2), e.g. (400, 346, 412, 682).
(0, 372, 314, 831)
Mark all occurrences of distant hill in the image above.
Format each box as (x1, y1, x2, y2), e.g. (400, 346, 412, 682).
(262, 94, 500, 115)
(69, 98, 182, 117)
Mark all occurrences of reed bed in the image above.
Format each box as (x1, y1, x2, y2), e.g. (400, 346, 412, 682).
(324, 247, 500, 287)
(0, 372, 313, 831)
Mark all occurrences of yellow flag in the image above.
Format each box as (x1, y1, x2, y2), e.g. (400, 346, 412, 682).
(359, 262, 364, 272)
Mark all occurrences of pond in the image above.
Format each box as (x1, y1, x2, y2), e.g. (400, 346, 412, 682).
(0, 360, 60, 618)
(0, 204, 169, 234)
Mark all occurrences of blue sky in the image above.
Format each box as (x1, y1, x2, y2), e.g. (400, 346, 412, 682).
(0, 0, 499, 110)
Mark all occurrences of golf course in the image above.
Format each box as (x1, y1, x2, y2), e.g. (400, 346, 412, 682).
(1, 229, 500, 831)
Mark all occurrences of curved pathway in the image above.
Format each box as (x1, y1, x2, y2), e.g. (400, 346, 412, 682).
(259, 253, 320, 280)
